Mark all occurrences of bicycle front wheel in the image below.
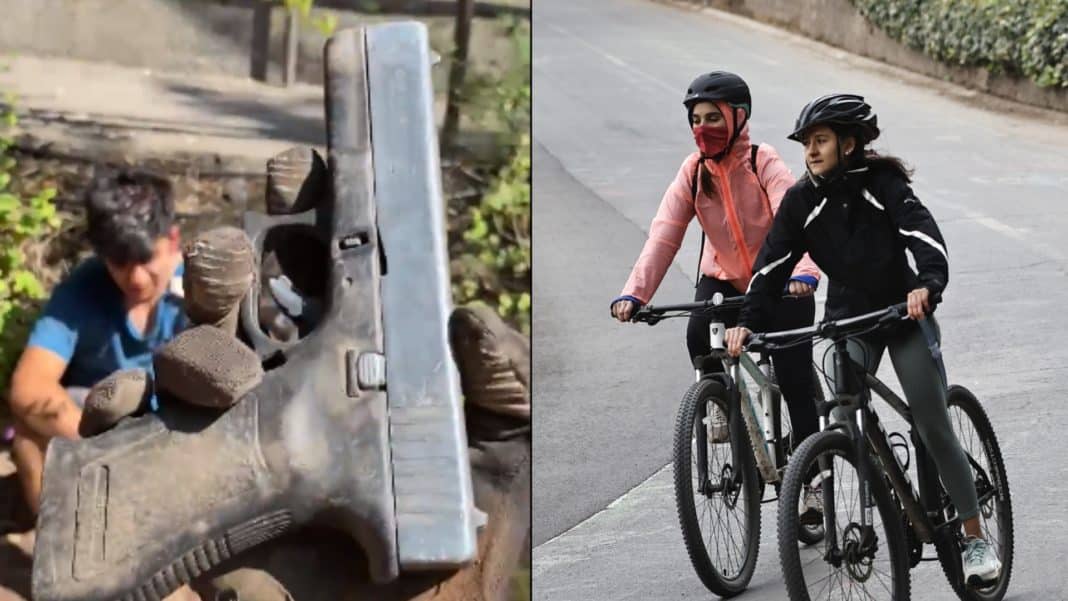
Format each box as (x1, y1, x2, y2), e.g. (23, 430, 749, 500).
(778, 430, 911, 601)
(673, 377, 761, 596)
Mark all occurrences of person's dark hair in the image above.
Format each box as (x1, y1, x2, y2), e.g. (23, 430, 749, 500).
(85, 168, 175, 265)
(827, 123, 914, 183)
(862, 150, 913, 182)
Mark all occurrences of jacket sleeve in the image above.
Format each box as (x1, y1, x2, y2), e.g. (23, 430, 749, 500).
(619, 156, 698, 304)
(881, 176, 949, 296)
(757, 144, 820, 283)
(738, 186, 807, 331)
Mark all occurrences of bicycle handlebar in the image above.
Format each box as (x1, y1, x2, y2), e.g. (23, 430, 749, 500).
(747, 291, 942, 352)
(630, 293, 746, 325)
(631, 289, 942, 352)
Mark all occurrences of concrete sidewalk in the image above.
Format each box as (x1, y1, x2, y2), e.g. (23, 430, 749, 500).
(1, 54, 328, 172)
(0, 53, 489, 174)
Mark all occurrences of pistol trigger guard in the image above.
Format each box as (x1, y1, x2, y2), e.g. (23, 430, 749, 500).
(238, 209, 317, 360)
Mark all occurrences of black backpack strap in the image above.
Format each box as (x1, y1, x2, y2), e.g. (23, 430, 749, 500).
(750, 143, 759, 176)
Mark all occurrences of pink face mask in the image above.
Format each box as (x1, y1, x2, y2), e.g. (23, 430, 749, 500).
(693, 125, 730, 157)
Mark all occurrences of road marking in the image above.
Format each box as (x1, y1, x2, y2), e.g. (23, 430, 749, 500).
(935, 197, 1068, 265)
(543, 22, 678, 96)
(535, 462, 671, 550)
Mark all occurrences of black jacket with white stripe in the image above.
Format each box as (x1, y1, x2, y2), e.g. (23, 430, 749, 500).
(739, 161, 948, 331)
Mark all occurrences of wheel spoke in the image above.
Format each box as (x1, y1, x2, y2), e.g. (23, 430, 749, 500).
(689, 407, 752, 582)
(791, 448, 897, 601)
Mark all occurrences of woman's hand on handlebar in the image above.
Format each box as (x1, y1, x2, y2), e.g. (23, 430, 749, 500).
(906, 287, 931, 321)
(612, 299, 637, 322)
(725, 326, 752, 357)
(787, 280, 815, 297)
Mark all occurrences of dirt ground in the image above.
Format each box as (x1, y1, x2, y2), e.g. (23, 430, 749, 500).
(1, 450, 34, 600)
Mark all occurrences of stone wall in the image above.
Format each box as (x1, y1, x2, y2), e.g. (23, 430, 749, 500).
(690, 0, 1068, 112)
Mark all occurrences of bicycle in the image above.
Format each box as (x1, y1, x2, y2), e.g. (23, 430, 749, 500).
(632, 293, 824, 597)
(747, 302, 1014, 601)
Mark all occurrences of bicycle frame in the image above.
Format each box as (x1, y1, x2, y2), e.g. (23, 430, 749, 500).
(695, 317, 785, 489)
(633, 294, 818, 497)
(817, 337, 996, 558)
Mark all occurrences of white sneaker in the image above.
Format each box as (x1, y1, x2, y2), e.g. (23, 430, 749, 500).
(962, 536, 1001, 584)
(705, 404, 729, 443)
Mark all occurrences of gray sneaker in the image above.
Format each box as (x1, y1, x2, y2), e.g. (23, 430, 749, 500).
(962, 536, 1002, 584)
(799, 485, 823, 526)
(705, 404, 729, 443)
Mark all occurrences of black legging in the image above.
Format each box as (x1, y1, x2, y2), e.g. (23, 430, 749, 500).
(687, 276, 819, 446)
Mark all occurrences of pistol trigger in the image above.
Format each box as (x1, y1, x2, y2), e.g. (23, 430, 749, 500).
(269, 275, 304, 317)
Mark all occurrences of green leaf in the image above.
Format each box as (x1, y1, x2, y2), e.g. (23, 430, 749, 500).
(0, 192, 17, 214)
(37, 187, 57, 202)
(497, 292, 514, 316)
(12, 270, 43, 297)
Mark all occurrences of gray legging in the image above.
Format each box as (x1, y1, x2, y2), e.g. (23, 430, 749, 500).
(822, 316, 978, 521)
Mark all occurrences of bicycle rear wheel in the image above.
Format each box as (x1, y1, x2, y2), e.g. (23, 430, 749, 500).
(778, 430, 911, 601)
(673, 377, 761, 596)
(934, 385, 1014, 601)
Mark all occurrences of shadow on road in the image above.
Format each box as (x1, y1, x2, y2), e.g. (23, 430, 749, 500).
(162, 81, 325, 145)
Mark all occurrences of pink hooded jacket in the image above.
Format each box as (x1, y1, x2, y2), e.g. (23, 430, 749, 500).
(620, 101, 820, 303)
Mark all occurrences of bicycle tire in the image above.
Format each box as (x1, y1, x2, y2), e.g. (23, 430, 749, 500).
(794, 365, 824, 546)
(933, 385, 1014, 601)
(673, 377, 761, 596)
(778, 430, 911, 601)
(773, 365, 828, 546)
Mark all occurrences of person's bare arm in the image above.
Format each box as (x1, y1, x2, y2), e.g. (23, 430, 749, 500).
(9, 346, 82, 440)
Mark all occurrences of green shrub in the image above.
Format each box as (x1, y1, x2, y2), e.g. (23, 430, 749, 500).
(280, 0, 338, 36)
(851, 0, 1068, 88)
(0, 96, 60, 390)
(452, 18, 531, 333)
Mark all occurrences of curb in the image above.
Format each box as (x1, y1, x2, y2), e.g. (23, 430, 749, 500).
(653, 0, 1068, 125)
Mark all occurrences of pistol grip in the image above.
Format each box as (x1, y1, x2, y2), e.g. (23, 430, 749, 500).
(33, 368, 400, 600)
(34, 400, 288, 601)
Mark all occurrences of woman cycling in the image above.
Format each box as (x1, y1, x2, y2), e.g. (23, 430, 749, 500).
(724, 93, 1001, 583)
(610, 71, 822, 453)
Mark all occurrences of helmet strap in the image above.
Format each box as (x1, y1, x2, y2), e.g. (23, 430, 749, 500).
(821, 132, 849, 183)
(709, 106, 747, 163)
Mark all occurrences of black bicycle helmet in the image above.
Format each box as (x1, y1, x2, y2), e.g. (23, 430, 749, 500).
(787, 93, 880, 144)
(683, 71, 752, 127)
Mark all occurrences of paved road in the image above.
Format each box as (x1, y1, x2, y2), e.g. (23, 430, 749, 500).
(532, 0, 1068, 598)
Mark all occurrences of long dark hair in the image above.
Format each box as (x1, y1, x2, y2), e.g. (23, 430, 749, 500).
(832, 123, 913, 182)
(863, 150, 914, 182)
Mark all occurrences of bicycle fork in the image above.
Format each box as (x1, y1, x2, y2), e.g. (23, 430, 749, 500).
(693, 320, 750, 497)
(817, 340, 880, 564)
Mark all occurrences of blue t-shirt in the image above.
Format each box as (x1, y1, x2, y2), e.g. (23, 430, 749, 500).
(26, 257, 187, 390)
